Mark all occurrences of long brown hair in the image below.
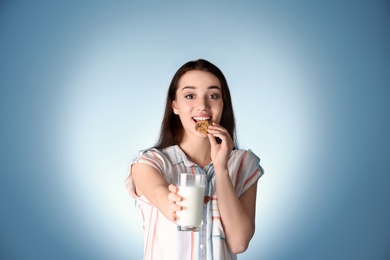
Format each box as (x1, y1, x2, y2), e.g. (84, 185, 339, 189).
(154, 59, 237, 149)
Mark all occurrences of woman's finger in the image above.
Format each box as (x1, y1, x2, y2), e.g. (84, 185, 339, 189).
(168, 192, 182, 202)
(208, 124, 229, 138)
(209, 130, 233, 149)
(170, 203, 182, 211)
(208, 133, 218, 146)
(168, 184, 178, 193)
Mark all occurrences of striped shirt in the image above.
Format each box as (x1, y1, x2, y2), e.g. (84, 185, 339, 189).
(126, 145, 264, 260)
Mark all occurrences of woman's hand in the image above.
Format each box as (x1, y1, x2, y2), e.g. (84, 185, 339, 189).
(167, 184, 182, 222)
(207, 122, 234, 170)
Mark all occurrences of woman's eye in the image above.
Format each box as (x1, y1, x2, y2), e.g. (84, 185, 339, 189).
(209, 94, 220, 99)
(185, 94, 194, 99)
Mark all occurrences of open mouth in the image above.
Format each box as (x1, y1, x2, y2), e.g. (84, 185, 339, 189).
(192, 117, 211, 123)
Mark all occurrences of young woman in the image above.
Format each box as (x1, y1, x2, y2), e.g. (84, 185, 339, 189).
(126, 59, 264, 260)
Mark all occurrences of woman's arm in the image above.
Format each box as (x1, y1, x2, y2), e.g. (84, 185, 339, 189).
(208, 123, 258, 253)
(131, 162, 181, 222)
(214, 169, 258, 254)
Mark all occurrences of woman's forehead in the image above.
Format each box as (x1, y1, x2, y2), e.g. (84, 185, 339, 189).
(178, 70, 221, 89)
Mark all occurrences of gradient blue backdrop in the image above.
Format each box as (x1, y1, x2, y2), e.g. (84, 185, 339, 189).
(1, 1, 389, 259)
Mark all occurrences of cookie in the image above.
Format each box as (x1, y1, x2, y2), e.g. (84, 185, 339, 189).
(195, 120, 211, 134)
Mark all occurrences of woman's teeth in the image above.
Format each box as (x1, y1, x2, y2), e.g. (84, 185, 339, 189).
(193, 117, 211, 122)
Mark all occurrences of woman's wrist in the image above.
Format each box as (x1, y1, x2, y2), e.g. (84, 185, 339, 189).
(214, 167, 229, 175)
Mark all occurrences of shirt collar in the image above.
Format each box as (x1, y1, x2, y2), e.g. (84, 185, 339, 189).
(171, 145, 196, 167)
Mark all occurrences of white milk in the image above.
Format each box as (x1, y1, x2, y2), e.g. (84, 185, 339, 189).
(176, 185, 205, 227)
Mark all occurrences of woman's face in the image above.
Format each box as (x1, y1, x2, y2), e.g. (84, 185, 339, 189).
(172, 70, 224, 139)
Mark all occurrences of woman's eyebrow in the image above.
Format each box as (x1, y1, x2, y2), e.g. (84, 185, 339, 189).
(208, 86, 221, 90)
(181, 86, 221, 91)
(181, 86, 196, 90)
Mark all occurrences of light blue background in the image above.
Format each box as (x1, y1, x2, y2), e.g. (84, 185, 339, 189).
(1, 1, 389, 259)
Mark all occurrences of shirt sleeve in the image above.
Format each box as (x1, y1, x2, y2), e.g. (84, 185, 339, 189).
(234, 149, 264, 197)
(125, 148, 165, 199)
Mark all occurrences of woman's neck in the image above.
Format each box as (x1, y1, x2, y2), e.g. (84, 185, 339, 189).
(178, 137, 211, 168)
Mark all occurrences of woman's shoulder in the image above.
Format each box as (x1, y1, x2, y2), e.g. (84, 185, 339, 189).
(231, 148, 259, 158)
(231, 148, 264, 173)
(133, 145, 176, 162)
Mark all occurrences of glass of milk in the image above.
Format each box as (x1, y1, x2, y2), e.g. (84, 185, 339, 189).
(175, 173, 206, 232)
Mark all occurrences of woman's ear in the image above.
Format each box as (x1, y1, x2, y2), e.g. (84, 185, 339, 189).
(172, 101, 179, 115)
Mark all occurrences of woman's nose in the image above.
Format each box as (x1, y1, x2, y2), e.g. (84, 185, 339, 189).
(197, 97, 209, 110)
